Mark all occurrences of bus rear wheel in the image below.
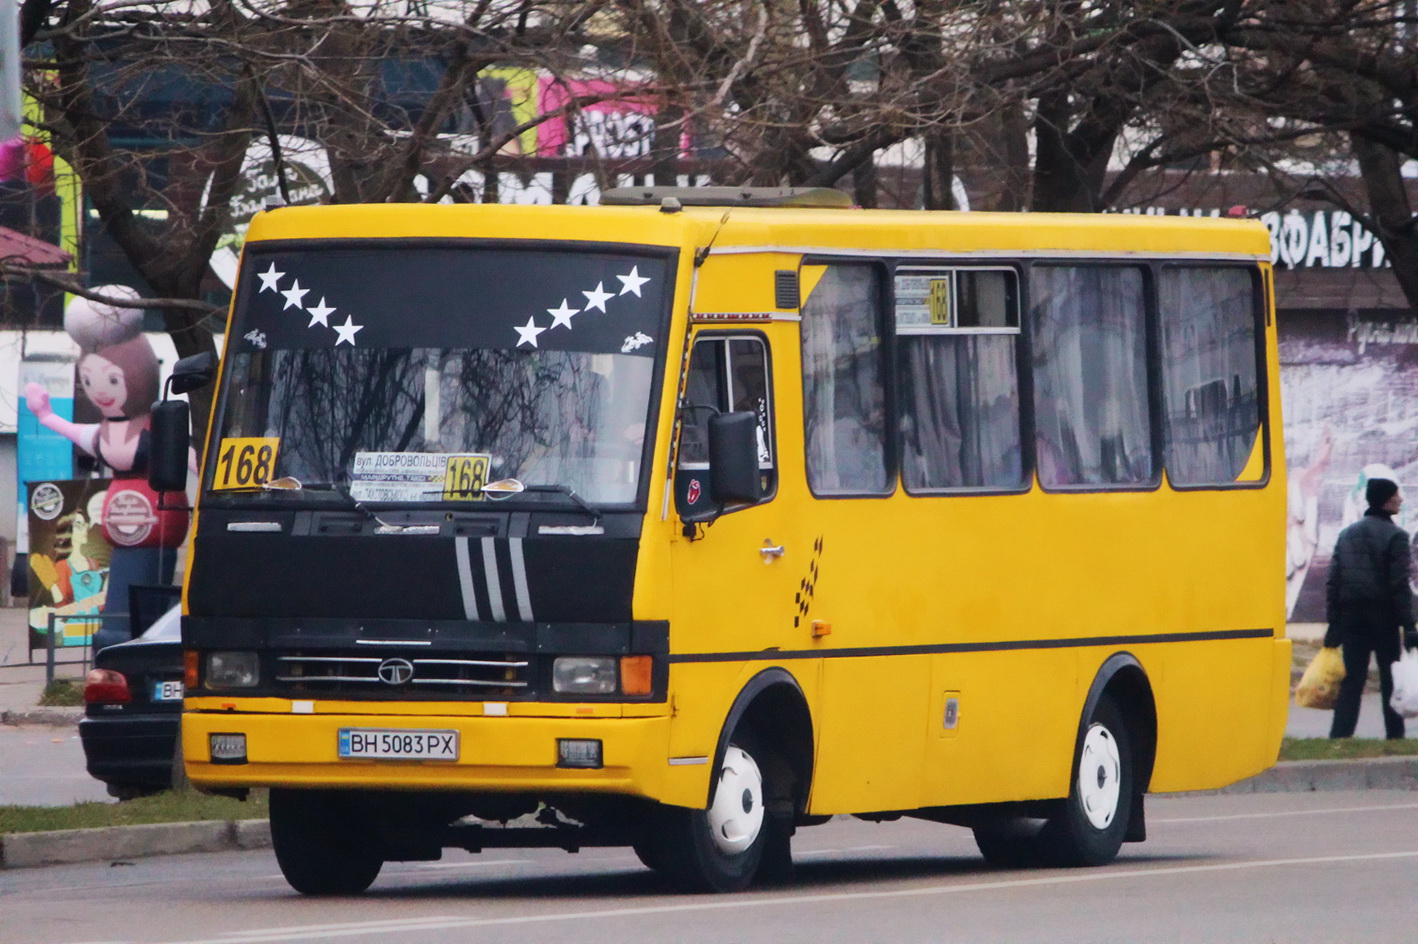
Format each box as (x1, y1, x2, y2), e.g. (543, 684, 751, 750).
(649, 737, 779, 892)
(1039, 693, 1134, 867)
(270, 788, 383, 895)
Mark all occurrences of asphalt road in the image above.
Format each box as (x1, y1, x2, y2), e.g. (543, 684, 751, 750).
(0, 724, 111, 806)
(4, 791, 1417, 944)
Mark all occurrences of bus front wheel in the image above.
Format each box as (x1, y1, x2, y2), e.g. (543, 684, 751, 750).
(1039, 693, 1134, 867)
(270, 788, 383, 895)
(650, 737, 782, 892)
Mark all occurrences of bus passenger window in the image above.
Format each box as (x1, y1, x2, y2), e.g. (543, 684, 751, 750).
(1158, 267, 1261, 485)
(1029, 266, 1152, 488)
(676, 334, 776, 515)
(895, 268, 1024, 491)
(801, 265, 890, 495)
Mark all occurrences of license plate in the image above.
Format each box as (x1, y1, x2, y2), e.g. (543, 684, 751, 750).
(338, 728, 459, 761)
(152, 680, 184, 702)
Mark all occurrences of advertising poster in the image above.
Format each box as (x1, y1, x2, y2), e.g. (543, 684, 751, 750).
(15, 356, 75, 550)
(27, 478, 112, 651)
(1282, 308, 1418, 621)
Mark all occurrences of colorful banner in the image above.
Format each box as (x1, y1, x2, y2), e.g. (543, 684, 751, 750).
(27, 479, 112, 650)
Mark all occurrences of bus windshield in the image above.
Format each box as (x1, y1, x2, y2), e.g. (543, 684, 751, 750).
(207, 244, 672, 506)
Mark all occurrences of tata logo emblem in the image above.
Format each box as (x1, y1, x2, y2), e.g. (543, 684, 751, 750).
(377, 658, 415, 685)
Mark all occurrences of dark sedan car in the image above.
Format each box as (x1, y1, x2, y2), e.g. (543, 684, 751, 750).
(79, 606, 183, 799)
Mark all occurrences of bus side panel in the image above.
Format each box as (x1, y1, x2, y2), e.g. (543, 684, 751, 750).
(1148, 636, 1282, 792)
(808, 654, 931, 814)
(919, 649, 1079, 808)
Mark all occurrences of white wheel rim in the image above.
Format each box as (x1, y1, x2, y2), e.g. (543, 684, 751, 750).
(1077, 722, 1122, 830)
(707, 745, 765, 855)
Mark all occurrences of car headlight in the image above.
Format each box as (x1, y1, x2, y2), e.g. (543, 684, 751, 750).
(552, 656, 617, 694)
(206, 651, 259, 689)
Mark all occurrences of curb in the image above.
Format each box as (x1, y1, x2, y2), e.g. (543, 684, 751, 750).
(0, 818, 270, 869)
(1202, 756, 1418, 795)
(1, 707, 83, 727)
(3, 759, 1415, 870)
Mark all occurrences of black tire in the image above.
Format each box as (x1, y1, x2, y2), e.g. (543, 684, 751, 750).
(270, 789, 383, 895)
(646, 735, 778, 892)
(1038, 693, 1134, 867)
(972, 820, 1048, 869)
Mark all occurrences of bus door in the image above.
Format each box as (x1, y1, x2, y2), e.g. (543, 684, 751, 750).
(667, 330, 806, 752)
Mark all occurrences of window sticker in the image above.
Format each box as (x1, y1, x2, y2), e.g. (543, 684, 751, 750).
(212, 437, 281, 490)
(349, 452, 490, 503)
(894, 270, 953, 332)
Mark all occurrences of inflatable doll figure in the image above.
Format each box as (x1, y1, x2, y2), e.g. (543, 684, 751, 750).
(24, 287, 190, 650)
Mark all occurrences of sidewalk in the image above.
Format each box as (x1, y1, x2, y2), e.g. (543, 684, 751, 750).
(0, 605, 89, 721)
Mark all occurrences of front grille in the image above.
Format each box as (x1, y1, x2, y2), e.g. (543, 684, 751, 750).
(273, 650, 529, 698)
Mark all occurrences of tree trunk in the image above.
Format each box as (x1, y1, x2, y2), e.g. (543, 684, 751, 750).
(922, 132, 955, 210)
(1352, 134, 1418, 315)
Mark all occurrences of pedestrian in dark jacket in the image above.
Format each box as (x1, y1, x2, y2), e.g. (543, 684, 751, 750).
(1325, 476, 1418, 738)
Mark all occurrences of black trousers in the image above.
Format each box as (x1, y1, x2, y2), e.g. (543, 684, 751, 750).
(1329, 613, 1405, 739)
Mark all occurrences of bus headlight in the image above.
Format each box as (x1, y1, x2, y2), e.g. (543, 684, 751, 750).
(552, 657, 617, 694)
(206, 651, 259, 689)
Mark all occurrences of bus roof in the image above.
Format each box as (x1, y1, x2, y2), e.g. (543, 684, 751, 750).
(245, 202, 1272, 262)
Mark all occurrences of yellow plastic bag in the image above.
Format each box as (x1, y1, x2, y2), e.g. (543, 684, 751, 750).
(1295, 646, 1346, 709)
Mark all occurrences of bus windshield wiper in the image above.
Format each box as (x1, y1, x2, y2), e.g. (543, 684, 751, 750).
(479, 478, 601, 525)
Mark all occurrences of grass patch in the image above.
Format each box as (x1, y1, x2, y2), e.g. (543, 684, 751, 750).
(1280, 737, 1418, 761)
(38, 677, 84, 707)
(0, 790, 268, 835)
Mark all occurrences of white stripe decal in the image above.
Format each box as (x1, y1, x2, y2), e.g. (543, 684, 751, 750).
(454, 537, 479, 621)
(481, 536, 506, 622)
(510, 538, 534, 622)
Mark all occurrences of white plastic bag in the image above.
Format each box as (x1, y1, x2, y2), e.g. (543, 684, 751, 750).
(1391, 645, 1418, 719)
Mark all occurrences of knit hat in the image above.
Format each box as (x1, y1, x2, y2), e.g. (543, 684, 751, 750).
(1367, 477, 1399, 508)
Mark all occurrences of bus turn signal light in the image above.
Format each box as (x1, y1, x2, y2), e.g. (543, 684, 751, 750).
(620, 656, 653, 696)
(184, 650, 199, 688)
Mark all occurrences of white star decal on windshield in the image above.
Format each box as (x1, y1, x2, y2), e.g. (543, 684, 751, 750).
(547, 299, 580, 330)
(306, 297, 335, 328)
(515, 316, 547, 348)
(582, 282, 613, 313)
(333, 315, 364, 346)
(617, 266, 650, 297)
(258, 263, 284, 293)
(282, 280, 309, 311)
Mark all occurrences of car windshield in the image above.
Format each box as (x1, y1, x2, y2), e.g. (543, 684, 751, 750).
(208, 244, 672, 506)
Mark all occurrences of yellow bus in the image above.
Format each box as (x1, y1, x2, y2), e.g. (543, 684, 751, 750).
(157, 187, 1290, 895)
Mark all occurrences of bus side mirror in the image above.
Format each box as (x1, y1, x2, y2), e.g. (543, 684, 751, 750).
(168, 351, 217, 395)
(148, 400, 191, 492)
(708, 412, 762, 505)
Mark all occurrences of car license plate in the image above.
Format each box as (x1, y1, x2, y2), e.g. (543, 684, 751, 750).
(152, 680, 184, 702)
(338, 728, 459, 761)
